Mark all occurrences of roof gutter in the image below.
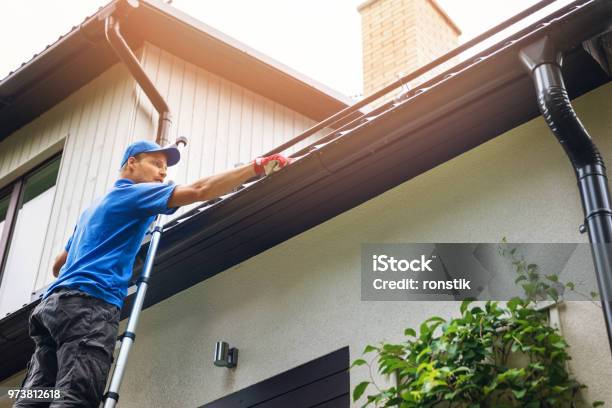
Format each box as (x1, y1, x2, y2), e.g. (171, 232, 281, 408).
(521, 29, 612, 354)
(158, 0, 610, 262)
(104, 1, 172, 146)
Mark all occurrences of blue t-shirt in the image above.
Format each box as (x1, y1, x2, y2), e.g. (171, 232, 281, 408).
(44, 178, 178, 309)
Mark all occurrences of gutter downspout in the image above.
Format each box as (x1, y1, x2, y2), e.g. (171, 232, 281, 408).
(520, 35, 612, 354)
(104, 12, 172, 146)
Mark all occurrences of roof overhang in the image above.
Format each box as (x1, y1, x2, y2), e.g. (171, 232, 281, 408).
(1, 0, 611, 381)
(0, 0, 351, 142)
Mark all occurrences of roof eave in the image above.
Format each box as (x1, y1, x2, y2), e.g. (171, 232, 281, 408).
(0, 0, 351, 143)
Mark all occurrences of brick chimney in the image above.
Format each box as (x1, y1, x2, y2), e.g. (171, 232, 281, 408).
(358, 0, 461, 99)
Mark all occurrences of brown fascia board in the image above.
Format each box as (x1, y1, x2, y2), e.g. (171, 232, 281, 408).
(0, 3, 120, 142)
(0, 0, 351, 142)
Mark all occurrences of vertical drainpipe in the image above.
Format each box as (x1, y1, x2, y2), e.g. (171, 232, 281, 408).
(520, 36, 612, 354)
(104, 13, 173, 146)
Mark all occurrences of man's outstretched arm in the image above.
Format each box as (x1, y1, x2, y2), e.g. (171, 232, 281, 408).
(168, 154, 289, 208)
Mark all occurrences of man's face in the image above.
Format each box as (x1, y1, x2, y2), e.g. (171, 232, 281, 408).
(125, 151, 168, 183)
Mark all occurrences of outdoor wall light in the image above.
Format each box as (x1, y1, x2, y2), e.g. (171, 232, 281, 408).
(214, 341, 238, 368)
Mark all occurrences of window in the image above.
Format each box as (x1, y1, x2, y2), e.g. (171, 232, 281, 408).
(0, 154, 61, 317)
(0, 193, 10, 246)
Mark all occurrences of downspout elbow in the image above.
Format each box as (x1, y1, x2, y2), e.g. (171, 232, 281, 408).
(104, 14, 172, 146)
(520, 36, 603, 174)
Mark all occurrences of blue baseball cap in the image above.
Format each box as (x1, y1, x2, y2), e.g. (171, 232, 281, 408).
(120, 140, 180, 169)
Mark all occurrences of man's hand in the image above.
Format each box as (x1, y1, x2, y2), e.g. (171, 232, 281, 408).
(253, 154, 291, 176)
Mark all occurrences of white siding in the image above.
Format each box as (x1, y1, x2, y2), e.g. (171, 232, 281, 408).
(33, 62, 140, 295)
(133, 43, 329, 221)
(0, 43, 331, 306)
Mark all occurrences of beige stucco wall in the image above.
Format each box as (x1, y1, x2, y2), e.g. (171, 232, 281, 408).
(90, 82, 611, 407)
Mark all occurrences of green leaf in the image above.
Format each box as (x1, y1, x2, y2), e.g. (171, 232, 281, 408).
(566, 281, 575, 290)
(515, 275, 527, 284)
(350, 359, 367, 368)
(404, 328, 416, 337)
(507, 297, 522, 312)
(419, 321, 430, 338)
(424, 316, 446, 324)
(362, 345, 378, 354)
(547, 287, 559, 302)
(353, 381, 370, 402)
(416, 347, 432, 363)
(591, 292, 600, 299)
(484, 382, 498, 396)
(423, 378, 447, 393)
(551, 340, 566, 349)
(359, 395, 376, 408)
(513, 388, 527, 399)
(593, 401, 605, 407)
(522, 282, 538, 297)
(497, 368, 525, 382)
(460, 299, 473, 314)
(545, 274, 559, 282)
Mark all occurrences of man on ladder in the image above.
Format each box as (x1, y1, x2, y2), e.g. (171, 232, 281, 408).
(14, 139, 289, 408)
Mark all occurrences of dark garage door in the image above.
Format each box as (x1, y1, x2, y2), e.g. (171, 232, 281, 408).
(200, 347, 349, 408)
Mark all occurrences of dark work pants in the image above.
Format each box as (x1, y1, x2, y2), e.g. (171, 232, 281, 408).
(14, 288, 120, 408)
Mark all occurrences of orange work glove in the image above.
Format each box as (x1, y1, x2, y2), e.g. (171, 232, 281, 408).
(253, 154, 291, 176)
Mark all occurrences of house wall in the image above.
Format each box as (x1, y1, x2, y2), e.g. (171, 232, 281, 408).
(98, 82, 611, 407)
(1, 44, 610, 408)
(0, 42, 328, 317)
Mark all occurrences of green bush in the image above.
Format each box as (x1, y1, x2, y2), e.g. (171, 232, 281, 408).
(352, 242, 604, 407)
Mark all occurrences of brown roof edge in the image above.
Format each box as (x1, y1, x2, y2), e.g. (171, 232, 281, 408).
(0, 2, 116, 95)
(0, 0, 353, 141)
(0, 0, 352, 106)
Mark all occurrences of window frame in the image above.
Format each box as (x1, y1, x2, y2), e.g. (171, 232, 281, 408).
(0, 153, 62, 288)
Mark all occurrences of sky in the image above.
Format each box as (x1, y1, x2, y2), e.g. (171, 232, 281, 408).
(0, 0, 573, 98)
